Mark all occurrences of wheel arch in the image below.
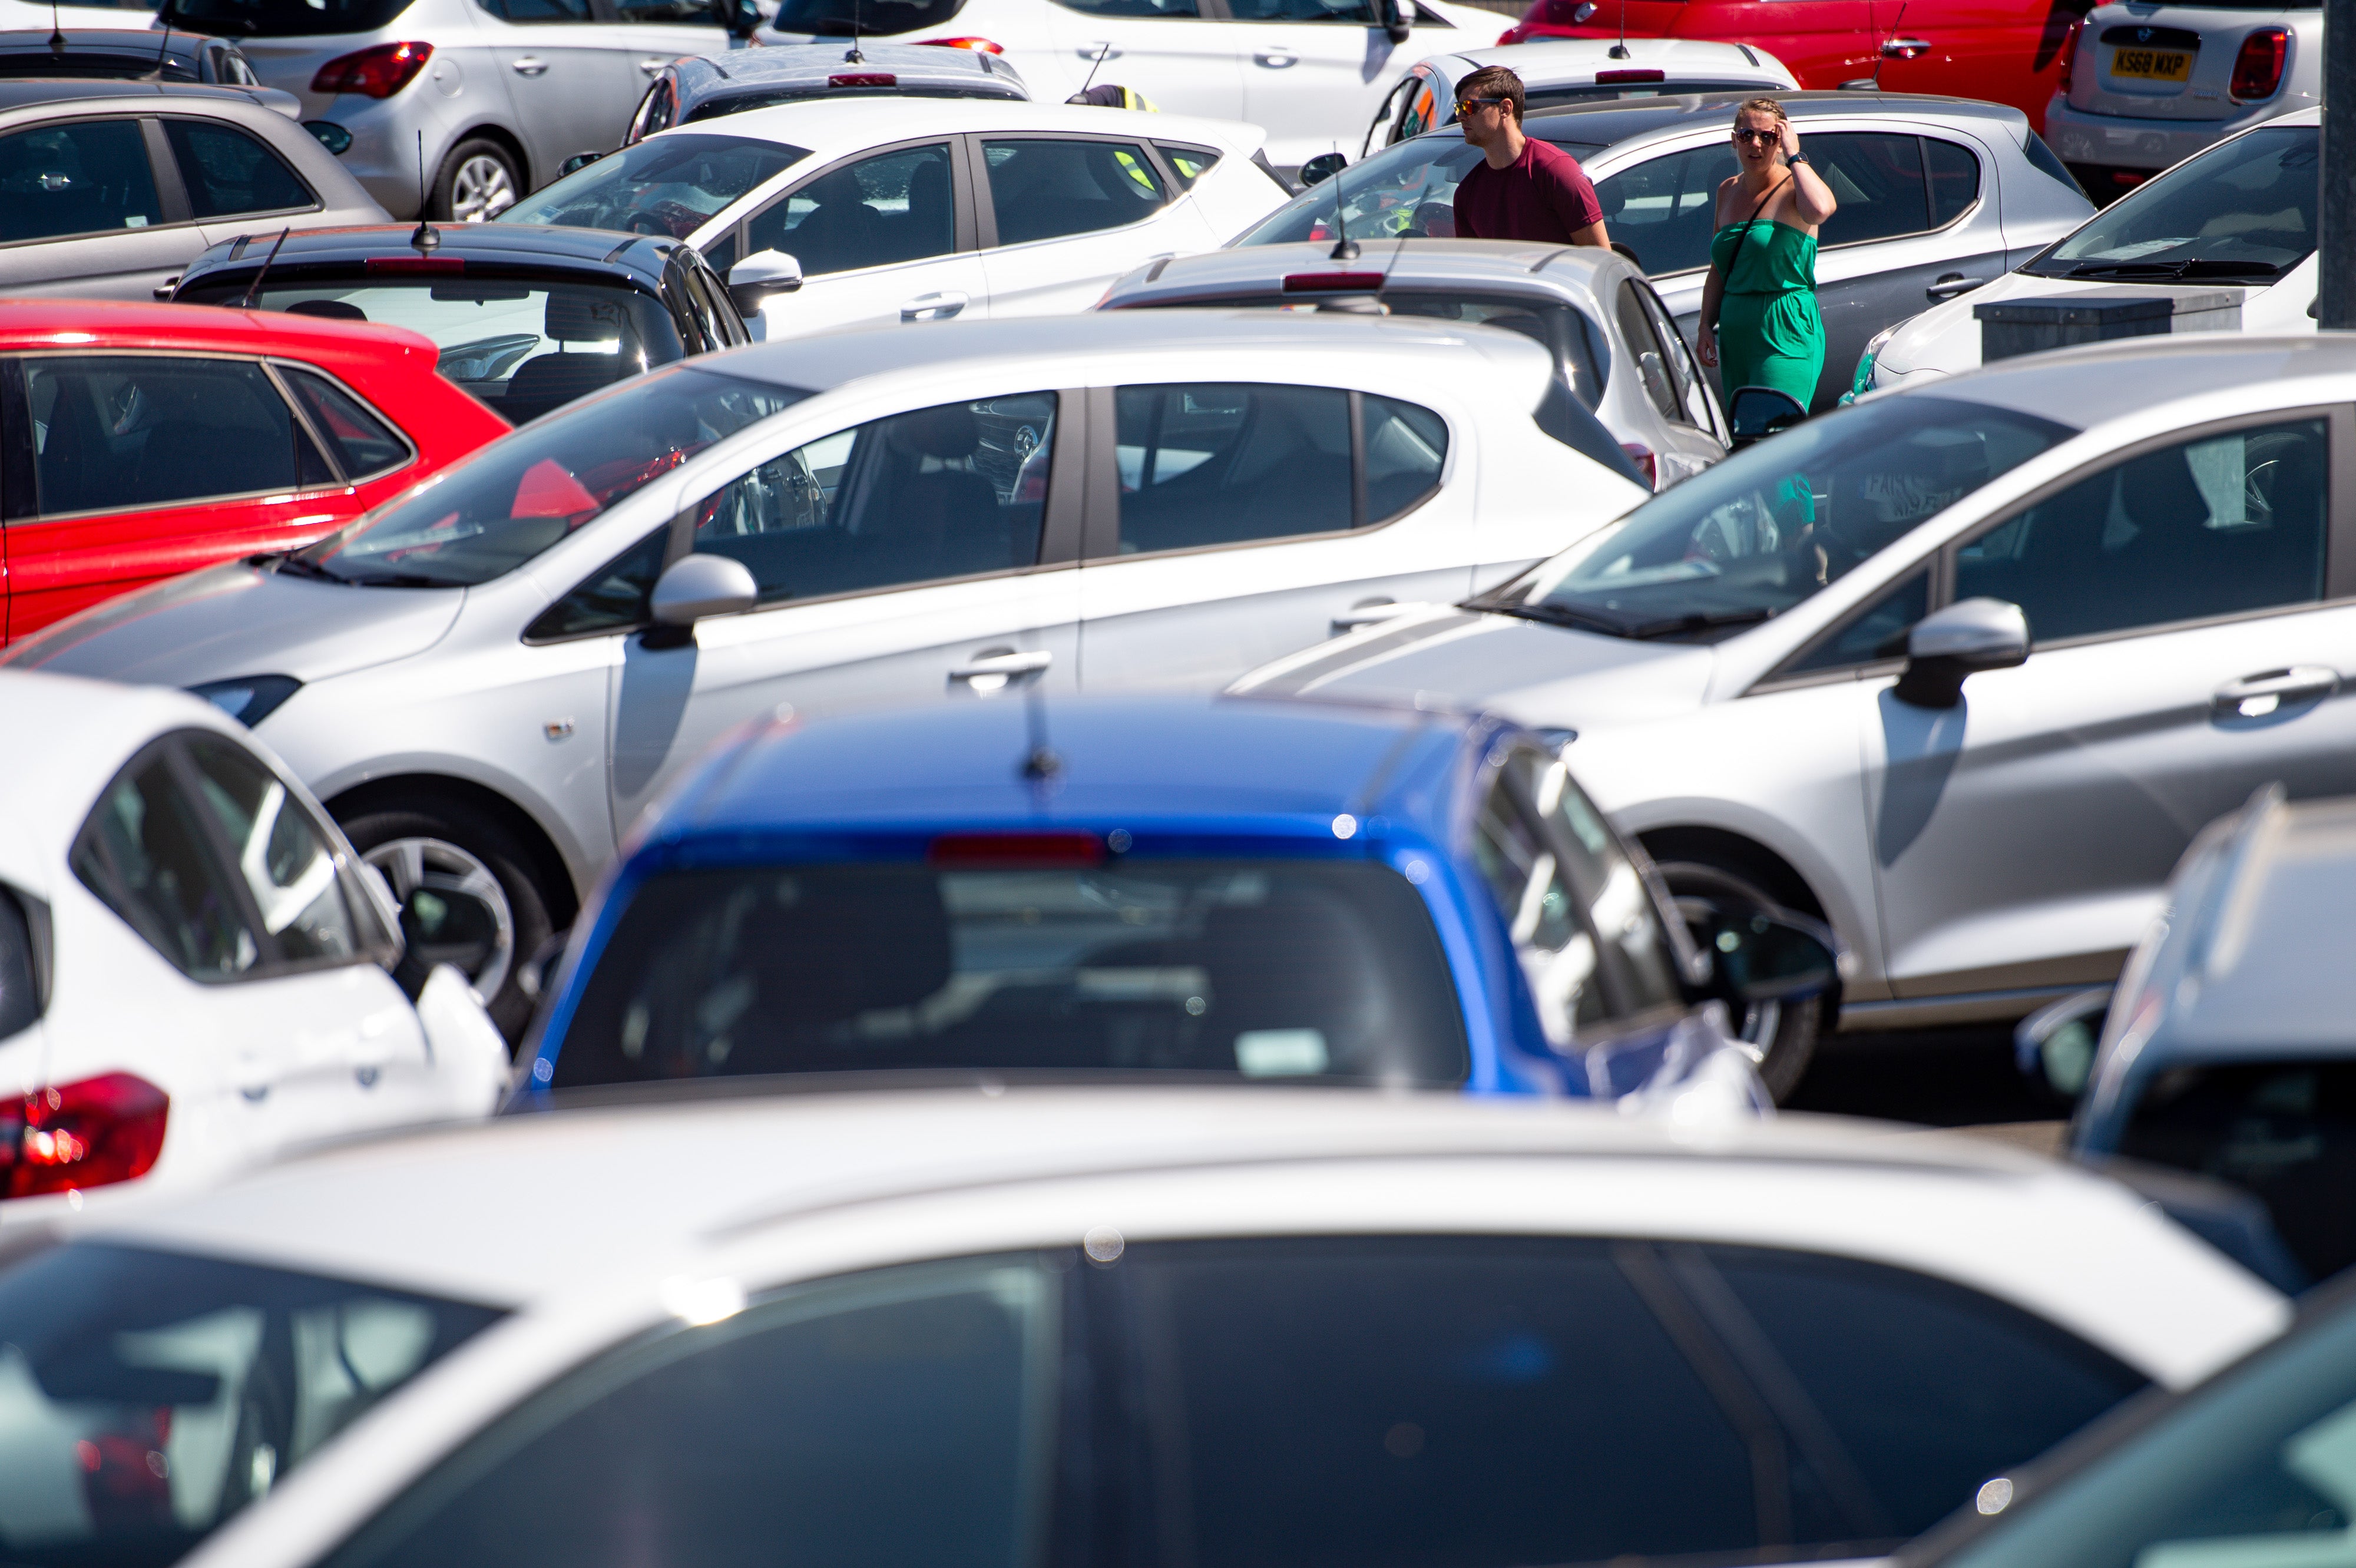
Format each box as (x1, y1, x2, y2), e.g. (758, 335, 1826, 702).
(327, 773, 580, 931)
(449, 123, 532, 199)
(1636, 824, 1828, 922)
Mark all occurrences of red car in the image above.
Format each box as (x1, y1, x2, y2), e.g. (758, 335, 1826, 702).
(0, 300, 508, 644)
(1500, 0, 2086, 132)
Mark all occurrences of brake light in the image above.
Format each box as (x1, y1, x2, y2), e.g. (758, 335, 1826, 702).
(914, 35, 1002, 51)
(1285, 272, 1387, 290)
(1621, 442, 1658, 488)
(929, 832, 1106, 866)
(311, 40, 432, 98)
(829, 71, 897, 86)
(2230, 26, 2288, 100)
(0, 1074, 168, 1199)
(1498, 26, 1521, 43)
(2058, 18, 2082, 91)
(1594, 67, 1665, 82)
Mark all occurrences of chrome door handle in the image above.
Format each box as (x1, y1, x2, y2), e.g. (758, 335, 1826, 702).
(1331, 599, 1408, 633)
(2215, 665, 2338, 718)
(1255, 49, 1298, 66)
(637, 57, 667, 75)
(1925, 273, 1987, 300)
(901, 290, 967, 322)
(153, 274, 180, 300)
(1077, 41, 1121, 59)
(1880, 35, 1930, 58)
(510, 55, 548, 75)
(952, 649, 1053, 680)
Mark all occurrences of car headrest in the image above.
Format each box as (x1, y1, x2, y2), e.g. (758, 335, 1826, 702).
(885, 402, 981, 461)
(544, 290, 627, 345)
(2116, 444, 2213, 535)
(286, 299, 368, 322)
(740, 870, 952, 1024)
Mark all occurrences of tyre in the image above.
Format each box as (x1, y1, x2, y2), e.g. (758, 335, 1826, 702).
(1653, 859, 1828, 1102)
(339, 799, 558, 1045)
(432, 137, 521, 223)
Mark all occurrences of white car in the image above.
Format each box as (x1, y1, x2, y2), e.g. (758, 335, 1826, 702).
(1359, 38, 1799, 161)
(499, 98, 1290, 340)
(4, 1087, 2288, 1567)
(4, 310, 1646, 1030)
(755, 0, 1503, 173)
(0, 671, 507, 1213)
(1860, 106, 2317, 396)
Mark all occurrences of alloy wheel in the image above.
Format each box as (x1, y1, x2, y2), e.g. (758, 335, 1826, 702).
(450, 154, 517, 222)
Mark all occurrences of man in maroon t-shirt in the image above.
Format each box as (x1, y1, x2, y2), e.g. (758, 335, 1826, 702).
(1448, 64, 1610, 247)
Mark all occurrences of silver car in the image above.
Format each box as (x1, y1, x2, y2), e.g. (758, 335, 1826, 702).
(1239, 90, 2096, 409)
(1098, 239, 1727, 489)
(1235, 333, 2356, 1099)
(623, 39, 1030, 147)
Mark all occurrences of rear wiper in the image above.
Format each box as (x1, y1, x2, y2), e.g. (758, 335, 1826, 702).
(1622, 607, 1774, 640)
(1467, 600, 1638, 638)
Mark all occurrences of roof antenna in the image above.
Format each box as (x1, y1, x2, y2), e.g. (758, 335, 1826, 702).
(844, 0, 862, 65)
(1072, 38, 1111, 100)
(239, 226, 290, 309)
(1371, 225, 1409, 307)
(1869, 2, 1906, 87)
(149, 21, 172, 78)
(410, 130, 439, 252)
(1609, 0, 1629, 58)
(47, 1, 64, 56)
(1327, 164, 1358, 262)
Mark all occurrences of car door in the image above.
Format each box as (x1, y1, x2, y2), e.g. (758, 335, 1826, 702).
(0, 115, 205, 301)
(600, 0, 739, 114)
(1230, 0, 1418, 169)
(605, 388, 1084, 832)
(1041, 0, 1246, 120)
(1673, 0, 1877, 85)
(732, 140, 990, 340)
(975, 134, 1217, 318)
(157, 115, 327, 252)
(478, 0, 641, 174)
(1076, 381, 1473, 692)
(1874, 0, 2078, 129)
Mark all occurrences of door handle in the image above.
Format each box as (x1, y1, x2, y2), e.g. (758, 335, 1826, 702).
(901, 290, 968, 322)
(355, 1064, 382, 1089)
(1925, 273, 1987, 300)
(1880, 35, 1930, 58)
(952, 649, 1054, 679)
(510, 55, 548, 74)
(1077, 41, 1121, 59)
(153, 274, 180, 300)
(1255, 48, 1298, 66)
(239, 1081, 270, 1103)
(637, 57, 667, 74)
(2214, 665, 2338, 719)
(1331, 599, 1409, 633)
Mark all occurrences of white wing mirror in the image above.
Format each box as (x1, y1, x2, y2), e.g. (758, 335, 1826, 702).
(727, 249, 803, 315)
(1894, 596, 2029, 709)
(648, 554, 757, 641)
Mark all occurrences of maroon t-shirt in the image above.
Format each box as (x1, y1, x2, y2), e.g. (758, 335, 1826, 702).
(1451, 136, 1606, 243)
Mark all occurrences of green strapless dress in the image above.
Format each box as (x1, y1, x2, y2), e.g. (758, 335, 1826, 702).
(1710, 217, 1825, 406)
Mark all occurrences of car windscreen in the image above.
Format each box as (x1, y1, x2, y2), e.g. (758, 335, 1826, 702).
(2023, 124, 2317, 283)
(1238, 134, 1603, 247)
(550, 859, 1469, 1090)
(767, 0, 964, 31)
(160, 0, 412, 35)
(499, 134, 810, 241)
(293, 365, 806, 587)
(1480, 396, 2076, 640)
(686, 84, 1023, 121)
(0, 1238, 500, 1568)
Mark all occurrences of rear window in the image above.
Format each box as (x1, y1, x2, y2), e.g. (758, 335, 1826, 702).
(767, 0, 965, 31)
(1527, 80, 1782, 111)
(160, 0, 414, 36)
(686, 84, 1022, 120)
(549, 859, 1468, 1089)
(500, 133, 810, 240)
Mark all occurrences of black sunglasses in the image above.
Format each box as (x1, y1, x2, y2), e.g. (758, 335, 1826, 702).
(1454, 95, 1510, 114)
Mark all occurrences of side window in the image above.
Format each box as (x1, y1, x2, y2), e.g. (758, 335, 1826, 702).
(0, 119, 165, 243)
(1396, 70, 1441, 141)
(1154, 141, 1220, 188)
(316, 1257, 1060, 1568)
(1925, 137, 1980, 226)
(17, 355, 332, 518)
(1954, 416, 2328, 645)
(525, 528, 670, 641)
(1228, 0, 1375, 19)
(1809, 132, 1932, 247)
(703, 226, 740, 277)
(1632, 279, 1712, 429)
(1472, 762, 1603, 1044)
(180, 734, 364, 964)
(628, 81, 677, 144)
(1593, 143, 1736, 277)
(479, 0, 593, 21)
(1614, 280, 1681, 422)
(71, 747, 262, 980)
(1114, 383, 1351, 551)
(748, 143, 955, 277)
(161, 120, 315, 219)
(1362, 393, 1447, 521)
(1050, 0, 1198, 15)
(0, 886, 40, 1043)
(612, 0, 723, 18)
(983, 138, 1164, 246)
(1782, 567, 1930, 675)
(689, 393, 1056, 604)
(278, 366, 411, 481)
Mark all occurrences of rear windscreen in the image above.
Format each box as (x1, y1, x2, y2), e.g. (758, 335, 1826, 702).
(161, 0, 413, 35)
(766, 0, 964, 32)
(551, 859, 1468, 1089)
(1527, 81, 1779, 111)
(686, 82, 1023, 120)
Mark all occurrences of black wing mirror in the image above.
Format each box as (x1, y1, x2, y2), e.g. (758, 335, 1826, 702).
(1894, 596, 2029, 709)
(1299, 151, 1348, 187)
(1725, 384, 1806, 450)
(560, 150, 605, 177)
(710, 0, 759, 38)
(1685, 904, 1842, 1005)
(2015, 987, 2110, 1106)
(1374, 0, 1412, 44)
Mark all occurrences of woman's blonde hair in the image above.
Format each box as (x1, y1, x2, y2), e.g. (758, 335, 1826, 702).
(1734, 96, 1789, 125)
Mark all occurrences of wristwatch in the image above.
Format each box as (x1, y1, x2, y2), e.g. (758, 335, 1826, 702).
(1785, 151, 1810, 167)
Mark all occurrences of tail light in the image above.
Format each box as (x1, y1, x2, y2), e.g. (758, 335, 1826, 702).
(930, 832, 1105, 867)
(1498, 26, 1521, 42)
(1595, 67, 1666, 82)
(1621, 442, 1659, 489)
(829, 71, 897, 87)
(0, 1074, 168, 1199)
(312, 40, 433, 98)
(2057, 18, 2083, 91)
(2230, 27, 2288, 101)
(914, 35, 1002, 51)
(1285, 272, 1387, 290)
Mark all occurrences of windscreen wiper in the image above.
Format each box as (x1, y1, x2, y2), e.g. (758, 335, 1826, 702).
(2065, 259, 2284, 280)
(1622, 607, 1774, 640)
(1466, 600, 1638, 638)
(345, 571, 466, 589)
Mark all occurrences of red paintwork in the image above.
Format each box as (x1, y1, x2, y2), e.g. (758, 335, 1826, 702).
(0, 300, 510, 646)
(1500, 0, 2085, 133)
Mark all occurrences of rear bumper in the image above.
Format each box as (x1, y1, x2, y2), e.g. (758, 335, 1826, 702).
(2042, 92, 2288, 174)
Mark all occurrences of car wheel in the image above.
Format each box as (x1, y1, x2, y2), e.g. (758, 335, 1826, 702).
(339, 800, 555, 1044)
(433, 137, 521, 223)
(1653, 859, 1826, 1102)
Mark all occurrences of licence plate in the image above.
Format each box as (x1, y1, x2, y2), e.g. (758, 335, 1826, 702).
(2112, 47, 2192, 81)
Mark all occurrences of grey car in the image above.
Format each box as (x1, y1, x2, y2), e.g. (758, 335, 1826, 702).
(0, 26, 273, 88)
(0, 79, 386, 300)
(1238, 90, 2096, 409)
(1235, 333, 2356, 1099)
(1097, 238, 1729, 489)
(623, 39, 1029, 147)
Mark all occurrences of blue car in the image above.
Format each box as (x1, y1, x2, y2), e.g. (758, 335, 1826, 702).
(515, 697, 1836, 1107)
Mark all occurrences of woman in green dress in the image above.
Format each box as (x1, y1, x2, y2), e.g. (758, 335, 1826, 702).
(1697, 97, 1838, 408)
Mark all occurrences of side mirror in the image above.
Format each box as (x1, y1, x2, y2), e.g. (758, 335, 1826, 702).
(1894, 596, 2029, 709)
(727, 248, 803, 315)
(1299, 151, 1348, 187)
(2015, 986, 2110, 1105)
(1691, 905, 1842, 1004)
(1725, 384, 1806, 450)
(710, 0, 759, 37)
(391, 884, 502, 1002)
(1371, 0, 1412, 41)
(650, 553, 758, 630)
(560, 150, 605, 177)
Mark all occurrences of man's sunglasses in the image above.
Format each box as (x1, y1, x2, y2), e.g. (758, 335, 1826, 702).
(1454, 95, 1510, 114)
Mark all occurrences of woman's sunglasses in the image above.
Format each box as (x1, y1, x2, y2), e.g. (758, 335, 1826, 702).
(1732, 127, 1780, 144)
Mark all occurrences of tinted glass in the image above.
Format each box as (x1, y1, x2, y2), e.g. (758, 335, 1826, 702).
(0, 886, 37, 1043)
(1527, 80, 1789, 111)
(1617, 279, 1682, 420)
(524, 527, 669, 640)
(749, 143, 954, 275)
(280, 366, 408, 479)
(499, 133, 809, 240)
(550, 860, 1467, 1089)
(769, 0, 967, 29)
(690, 392, 1053, 603)
(1639, 280, 1715, 429)
(984, 138, 1163, 244)
(1055, 0, 1195, 13)
(319, 1258, 1054, 1568)
(1236, 133, 1489, 246)
(2120, 1059, 2356, 1284)
(1116, 383, 1352, 550)
(1393, 72, 1440, 141)
(1783, 567, 1929, 674)
(2021, 129, 2081, 196)
(1925, 137, 1979, 226)
(2027, 124, 2316, 283)
(21, 356, 323, 517)
(1596, 142, 1736, 276)
(73, 753, 257, 977)
(0, 119, 163, 242)
(1810, 133, 1931, 245)
(481, 0, 590, 19)
(1229, 0, 1371, 19)
(162, 0, 418, 35)
(1392, 293, 1609, 409)
(613, 0, 723, 19)
(1498, 396, 2073, 639)
(300, 367, 805, 587)
(1156, 142, 1220, 186)
(162, 119, 311, 217)
(181, 734, 360, 964)
(1955, 417, 2327, 644)
(1363, 393, 1447, 520)
(0, 1240, 499, 1568)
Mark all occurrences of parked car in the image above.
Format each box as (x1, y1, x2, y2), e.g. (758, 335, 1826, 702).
(756, 0, 1501, 174)
(1099, 239, 1728, 489)
(1497, 0, 2091, 133)
(1239, 90, 2094, 409)
(2043, 0, 2315, 199)
(499, 99, 1289, 342)
(1, 310, 1646, 1033)
(0, 299, 507, 644)
(1359, 37, 1798, 160)
(156, 0, 756, 221)
(0, 25, 280, 95)
(1, 1086, 2285, 1568)
(0, 79, 386, 300)
(0, 0, 164, 24)
(1859, 107, 2318, 395)
(1233, 333, 2356, 1098)
(0, 669, 508, 1219)
(623, 39, 1029, 147)
(171, 221, 747, 425)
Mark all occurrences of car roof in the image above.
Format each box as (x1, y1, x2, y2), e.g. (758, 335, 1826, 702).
(1439, 37, 1793, 81)
(0, 295, 437, 362)
(0, 27, 213, 59)
(1107, 238, 1623, 309)
(0, 75, 259, 110)
(655, 92, 1263, 154)
(1895, 332, 2356, 431)
(1508, 87, 2029, 148)
(671, 40, 1025, 95)
(176, 223, 688, 292)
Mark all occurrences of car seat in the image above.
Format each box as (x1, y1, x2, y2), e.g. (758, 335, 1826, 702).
(501, 293, 637, 423)
(851, 403, 1010, 581)
(718, 871, 954, 1070)
(1191, 888, 1393, 1078)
